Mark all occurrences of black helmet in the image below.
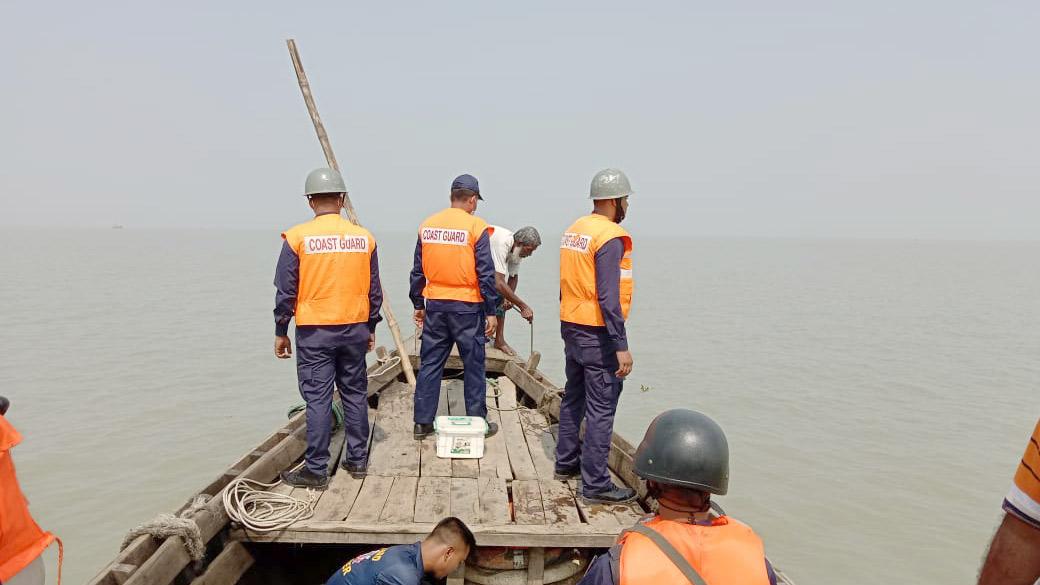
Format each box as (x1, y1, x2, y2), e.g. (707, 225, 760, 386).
(633, 409, 729, 495)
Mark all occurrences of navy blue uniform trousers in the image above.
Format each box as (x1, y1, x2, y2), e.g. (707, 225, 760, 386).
(414, 310, 488, 424)
(555, 325, 624, 495)
(296, 327, 370, 475)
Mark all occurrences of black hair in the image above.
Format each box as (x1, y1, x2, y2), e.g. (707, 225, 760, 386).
(431, 516, 476, 552)
(307, 192, 344, 203)
(450, 188, 478, 202)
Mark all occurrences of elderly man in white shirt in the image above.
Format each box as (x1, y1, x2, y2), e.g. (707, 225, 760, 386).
(488, 225, 541, 355)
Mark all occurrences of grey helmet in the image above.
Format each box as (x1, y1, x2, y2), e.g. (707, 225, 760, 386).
(589, 168, 633, 200)
(633, 409, 730, 495)
(304, 167, 347, 196)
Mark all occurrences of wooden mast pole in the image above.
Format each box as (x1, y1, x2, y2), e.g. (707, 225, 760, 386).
(286, 38, 416, 386)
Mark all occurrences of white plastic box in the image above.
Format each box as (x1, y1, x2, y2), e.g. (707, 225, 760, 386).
(434, 415, 487, 459)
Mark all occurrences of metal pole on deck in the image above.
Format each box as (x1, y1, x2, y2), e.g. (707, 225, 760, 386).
(286, 39, 417, 387)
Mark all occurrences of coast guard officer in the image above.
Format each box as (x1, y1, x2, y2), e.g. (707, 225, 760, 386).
(410, 174, 499, 440)
(555, 168, 636, 503)
(274, 168, 382, 488)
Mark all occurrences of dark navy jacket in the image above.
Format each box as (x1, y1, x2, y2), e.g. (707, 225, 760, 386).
(326, 543, 426, 585)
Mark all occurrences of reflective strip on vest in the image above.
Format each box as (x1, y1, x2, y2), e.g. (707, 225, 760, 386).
(559, 214, 633, 326)
(419, 208, 492, 303)
(0, 416, 55, 583)
(282, 214, 374, 326)
(618, 517, 769, 585)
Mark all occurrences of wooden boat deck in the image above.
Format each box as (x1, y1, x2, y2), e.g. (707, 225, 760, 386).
(232, 377, 646, 547)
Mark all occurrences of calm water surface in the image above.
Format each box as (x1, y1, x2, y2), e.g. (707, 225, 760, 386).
(2, 229, 1037, 585)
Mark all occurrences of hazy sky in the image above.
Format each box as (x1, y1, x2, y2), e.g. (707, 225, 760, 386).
(2, 1, 1037, 239)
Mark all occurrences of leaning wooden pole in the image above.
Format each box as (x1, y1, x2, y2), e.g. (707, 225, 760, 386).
(286, 38, 416, 386)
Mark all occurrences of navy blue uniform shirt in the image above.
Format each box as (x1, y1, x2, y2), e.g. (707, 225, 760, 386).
(326, 542, 425, 585)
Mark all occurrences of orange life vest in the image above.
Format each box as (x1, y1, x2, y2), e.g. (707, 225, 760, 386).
(559, 214, 633, 326)
(0, 416, 55, 583)
(282, 214, 375, 326)
(419, 208, 493, 303)
(619, 516, 769, 585)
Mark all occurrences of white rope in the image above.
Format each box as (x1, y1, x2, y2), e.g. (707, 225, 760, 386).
(486, 378, 518, 412)
(368, 355, 401, 379)
(222, 473, 318, 533)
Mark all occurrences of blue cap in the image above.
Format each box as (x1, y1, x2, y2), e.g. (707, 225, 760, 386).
(451, 174, 483, 200)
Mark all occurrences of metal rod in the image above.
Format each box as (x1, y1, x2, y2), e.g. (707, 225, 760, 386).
(286, 39, 416, 386)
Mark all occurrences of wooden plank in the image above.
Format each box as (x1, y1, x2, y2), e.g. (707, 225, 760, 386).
(379, 476, 419, 523)
(497, 377, 519, 409)
(499, 411, 537, 480)
(311, 470, 363, 521)
(367, 382, 419, 477)
(232, 522, 616, 547)
(518, 409, 557, 480)
(527, 548, 545, 585)
(537, 480, 581, 525)
(347, 475, 395, 522)
(188, 542, 254, 585)
(414, 476, 451, 524)
(479, 402, 513, 480)
(110, 564, 136, 585)
(450, 477, 480, 525)
(326, 426, 347, 477)
(419, 438, 453, 477)
(477, 476, 511, 525)
(511, 480, 545, 525)
(446, 381, 480, 478)
(568, 479, 642, 529)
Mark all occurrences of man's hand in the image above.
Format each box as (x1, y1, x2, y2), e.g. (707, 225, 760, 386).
(413, 309, 425, 329)
(367, 333, 376, 352)
(615, 350, 633, 378)
(275, 336, 292, 359)
(485, 315, 498, 338)
(519, 304, 534, 323)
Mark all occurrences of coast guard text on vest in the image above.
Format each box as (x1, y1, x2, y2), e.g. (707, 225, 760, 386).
(303, 235, 370, 254)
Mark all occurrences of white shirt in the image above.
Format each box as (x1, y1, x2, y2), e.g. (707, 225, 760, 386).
(489, 225, 523, 277)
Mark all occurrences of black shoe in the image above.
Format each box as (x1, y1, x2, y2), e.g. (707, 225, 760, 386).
(280, 467, 329, 490)
(582, 485, 636, 504)
(485, 421, 499, 438)
(414, 423, 435, 440)
(340, 461, 367, 478)
(553, 466, 581, 481)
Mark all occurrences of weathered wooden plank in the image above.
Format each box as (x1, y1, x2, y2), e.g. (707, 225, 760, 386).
(311, 470, 363, 521)
(568, 479, 642, 529)
(518, 409, 557, 480)
(450, 477, 480, 525)
(497, 377, 519, 409)
(477, 476, 511, 525)
(188, 542, 254, 585)
(109, 564, 136, 585)
(511, 480, 545, 525)
(368, 382, 419, 477)
(527, 548, 545, 585)
(232, 522, 616, 547)
(537, 480, 581, 525)
(499, 411, 537, 480)
(379, 476, 419, 523)
(414, 476, 451, 524)
(479, 402, 513, 479)
(347, 475, 395, 522)
(419, 439, 453, 476)
(326, 427, 347, 477)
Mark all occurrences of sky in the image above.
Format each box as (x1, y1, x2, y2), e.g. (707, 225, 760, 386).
(2, 1, 1038, 239)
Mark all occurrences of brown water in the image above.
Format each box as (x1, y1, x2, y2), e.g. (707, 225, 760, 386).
(2, 229, 1038, 584)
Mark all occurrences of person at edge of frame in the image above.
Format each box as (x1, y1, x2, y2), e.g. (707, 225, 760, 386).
(554, 168, 636, 504)
(274, 167, 382, 489)
(325, 517, 475, 585)
(409, 173, 500, 441)
(978, 417, 1040, 585)
(578, 409, 777, 585)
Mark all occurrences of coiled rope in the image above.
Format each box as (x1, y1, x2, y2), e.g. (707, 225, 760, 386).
(222, 469, 318, 533)
(121, 495, 208, 561)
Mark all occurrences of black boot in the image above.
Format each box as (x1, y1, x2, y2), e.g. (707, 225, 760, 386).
(414, 423, 435, 440)
(340, 460, 367, 479)
(553, 465, 581, 481)
(485, 421, 499, 438)
(582, 485, 636, 504)
(280, 467, 329, 490)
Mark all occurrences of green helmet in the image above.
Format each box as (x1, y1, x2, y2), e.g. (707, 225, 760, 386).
(590, 168, 633, 200)
(304, 168, 347, 196)
(633, 409, 730, 495)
